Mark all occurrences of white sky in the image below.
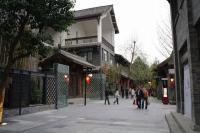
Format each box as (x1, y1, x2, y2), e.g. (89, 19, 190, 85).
(74, 0, 171, 64)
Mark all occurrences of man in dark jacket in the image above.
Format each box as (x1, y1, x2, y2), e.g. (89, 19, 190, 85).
(136, 87, 144, 109)
(135, 88, 140, 108)
(140, 88, 144, 109)
(104, 88, 110, 105)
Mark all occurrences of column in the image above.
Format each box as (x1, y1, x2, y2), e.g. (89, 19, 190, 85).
(97, 17, 102, 43)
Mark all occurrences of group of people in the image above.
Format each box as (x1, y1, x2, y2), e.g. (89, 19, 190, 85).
(134, 86, 149, 109)
(104, 85, 150, 109)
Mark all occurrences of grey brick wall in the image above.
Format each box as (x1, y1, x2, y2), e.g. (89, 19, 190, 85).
(170, 0, 200, 127)
(192, 0, 200, 24)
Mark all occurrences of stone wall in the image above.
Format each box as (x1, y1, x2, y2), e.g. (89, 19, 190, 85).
(170, 0, 200, 127)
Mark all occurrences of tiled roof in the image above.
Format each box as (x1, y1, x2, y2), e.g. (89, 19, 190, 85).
(40, 50, 96, 69)
(74, 5, 112, 20)
(59, 50, 96, 68)
(115, 54, 130, 66)
(74, 5, 119, 34)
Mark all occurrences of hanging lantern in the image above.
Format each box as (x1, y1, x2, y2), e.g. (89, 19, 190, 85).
(86, 76, 91, 85)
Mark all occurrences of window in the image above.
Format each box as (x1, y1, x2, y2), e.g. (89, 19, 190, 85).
(110, 54, 114, 65)
(87, 52, 93, 62)
(102, 49, 108, 62)
(84, 52, 93, 63)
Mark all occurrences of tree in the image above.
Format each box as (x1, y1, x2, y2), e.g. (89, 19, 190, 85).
(156, 13, 173, 58)
(131, 56, 152, 85)
(103, 63, 122, 93)
(0, 0, 74, 122)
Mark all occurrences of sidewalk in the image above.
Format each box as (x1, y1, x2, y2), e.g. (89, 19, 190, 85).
(166, 112, 200, 133)
(0, 97, 175, 133)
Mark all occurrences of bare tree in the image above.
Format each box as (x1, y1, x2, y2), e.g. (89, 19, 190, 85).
(156, 13, 173, 58)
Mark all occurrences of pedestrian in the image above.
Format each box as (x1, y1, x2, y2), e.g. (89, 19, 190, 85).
(131, 88, 136, 104)
(143, 88, 149, 109)
(104, 87, 110, 105)
(125, 88, 129, 99)
(113, 89, 120, 104)
(121, 86, 124, 98)
(135, 87, 141, 108)
(139, 87, 144, 109)
(131, 88, 135, 99)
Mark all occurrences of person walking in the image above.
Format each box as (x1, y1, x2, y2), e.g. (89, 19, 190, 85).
(121, 86, 124, 98)
(143, 88, 149, 109)
(139, 87, 144, 109)
(104, 88, 110, 105)
(131, 88, 135, 99)
(113, 89, 120, 104)
(125, 88, 129, 99)
(135, 88, 141, 108)
(131, 88, 136, 104)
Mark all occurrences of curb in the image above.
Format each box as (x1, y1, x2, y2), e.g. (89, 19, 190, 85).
(166, 112, 200, 133)
(165, 113, 183, 133)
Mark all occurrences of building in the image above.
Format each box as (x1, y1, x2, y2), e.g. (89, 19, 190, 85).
(44, 5, 119, 99)
(62, 5, 118, 69)
(115, 54, 134, 98)
(154, 55, 176, 104)
(168, 0, 200, 130)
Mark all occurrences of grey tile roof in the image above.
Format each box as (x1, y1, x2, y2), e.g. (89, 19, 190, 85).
(74, 5, 112, 19)
(40, 50, 96, 69)
(59, 50, 96, 68)
(74, 5, 119, 34)
(115, 54, 130, 66)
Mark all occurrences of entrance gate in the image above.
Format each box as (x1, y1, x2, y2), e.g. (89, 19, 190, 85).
(54, 64, 69, 109)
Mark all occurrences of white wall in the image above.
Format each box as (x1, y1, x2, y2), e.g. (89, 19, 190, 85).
(68, 22, 86, 38)
(45, 28, 68, 47)
(46, 14, 115, 47)
(102, 13, 115, 46)
(82, 20, 97, 37)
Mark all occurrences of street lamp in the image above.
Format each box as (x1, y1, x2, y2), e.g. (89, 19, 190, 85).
(84, 73, 92, 106)
(170, 78, 174, 82)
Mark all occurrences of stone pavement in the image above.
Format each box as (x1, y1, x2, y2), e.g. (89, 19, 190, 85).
(0, 97, 175, 133)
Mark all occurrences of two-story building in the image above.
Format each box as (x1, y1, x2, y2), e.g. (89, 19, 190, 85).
(62, 5, 119, 70)
(44, 5, 119, 99)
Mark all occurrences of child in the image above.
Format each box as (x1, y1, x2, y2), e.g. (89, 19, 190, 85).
(113, 89, 120, 104)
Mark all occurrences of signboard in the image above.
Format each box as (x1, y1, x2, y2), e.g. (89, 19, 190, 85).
(83, 67, 92, 73)
(168, 69, 175, 74)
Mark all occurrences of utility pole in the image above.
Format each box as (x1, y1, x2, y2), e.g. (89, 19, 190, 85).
(127, 41, 136, 93)
(84, 73, 87, 106)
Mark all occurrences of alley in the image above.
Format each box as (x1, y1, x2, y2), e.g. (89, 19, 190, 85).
(0, 98, 175, 133)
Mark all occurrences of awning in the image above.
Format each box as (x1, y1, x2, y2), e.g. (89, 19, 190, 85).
(39, 50, 96, 69)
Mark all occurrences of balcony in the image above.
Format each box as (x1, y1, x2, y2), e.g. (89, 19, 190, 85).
(65, 36, 114, 51)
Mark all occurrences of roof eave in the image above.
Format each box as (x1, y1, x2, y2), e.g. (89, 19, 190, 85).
(110, 8, 119, 34)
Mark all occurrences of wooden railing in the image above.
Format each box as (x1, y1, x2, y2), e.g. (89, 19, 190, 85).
(65, 36, 97, 46)
(65, 36, 114, 51)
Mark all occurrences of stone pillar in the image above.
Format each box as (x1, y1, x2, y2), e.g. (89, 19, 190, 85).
(97, 17, 102, 43)
(169, 0, 181, 113)
(187, 0, 200, 128)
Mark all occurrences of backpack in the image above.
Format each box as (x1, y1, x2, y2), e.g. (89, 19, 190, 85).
(144, 90, 148, 98)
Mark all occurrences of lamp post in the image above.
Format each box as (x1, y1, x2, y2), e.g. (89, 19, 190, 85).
(84, 74, 92, 106)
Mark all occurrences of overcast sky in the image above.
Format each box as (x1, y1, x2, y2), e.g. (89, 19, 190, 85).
(74, 0, 171, 64)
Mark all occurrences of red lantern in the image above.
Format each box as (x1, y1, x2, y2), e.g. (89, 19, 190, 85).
(86, 76, 91, 85)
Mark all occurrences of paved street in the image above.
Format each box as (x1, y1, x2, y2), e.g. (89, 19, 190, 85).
(0, 97, 175, 133)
